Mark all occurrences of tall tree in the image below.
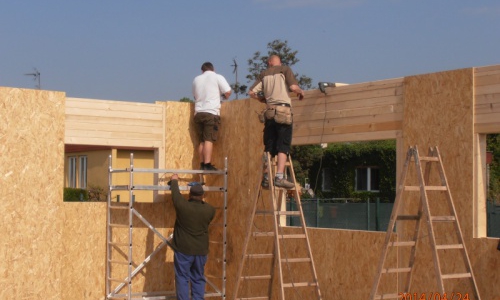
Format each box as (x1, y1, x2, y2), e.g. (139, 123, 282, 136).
(246, 39, 313, 90)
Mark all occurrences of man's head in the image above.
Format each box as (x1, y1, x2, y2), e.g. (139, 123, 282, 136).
(189, 183, 205, 200)
(267, 55, 281, 67)
(201, 62, 214, 72)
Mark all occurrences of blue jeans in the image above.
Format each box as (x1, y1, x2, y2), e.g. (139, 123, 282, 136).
(174, 251, 208, 300)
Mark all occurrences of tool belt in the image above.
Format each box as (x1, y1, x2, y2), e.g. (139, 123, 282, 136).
(259, 103, 292, 125)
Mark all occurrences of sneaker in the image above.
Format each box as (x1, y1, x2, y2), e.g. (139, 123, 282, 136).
(274, 177, 295, 189)
(200, 163, 205, 170)
(261, 177, 269, 189)
(203, 163, 218, 171)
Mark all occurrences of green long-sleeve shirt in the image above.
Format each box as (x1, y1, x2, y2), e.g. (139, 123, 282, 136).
(170, 180, 215, 255)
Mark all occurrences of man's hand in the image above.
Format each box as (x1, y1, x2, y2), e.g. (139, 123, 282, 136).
(290, 84, 304, 101)
(171, 174, 179, 181)
(297, 90, 304, 100)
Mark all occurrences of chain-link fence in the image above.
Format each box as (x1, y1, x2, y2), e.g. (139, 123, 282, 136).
(487, 201, 500, 238)
(287, 198, 393, 232)
(287, 198, 500, 237)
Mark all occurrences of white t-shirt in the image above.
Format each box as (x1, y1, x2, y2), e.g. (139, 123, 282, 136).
(192, 71, 231, 116)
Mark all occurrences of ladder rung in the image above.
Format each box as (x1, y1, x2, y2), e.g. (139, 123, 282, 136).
(247, 254, 274, 259)
(109, 242, 130, 247)
(241, 275, 272, 280)
(253, 232, 275, 237)
(442, 272, 471, 279)
(109, 205, 128, 210)
(236, 297, 269, 300)
(431, 216, 456, 222)
(404, 186, 420, 191)
(390, 241, 416, 247)
(283, 281, 317, 288)
(382, 267, 411, 274)
(278, 234, 306, 239)
(281, 257, 311, 263)
(419, 156, 439, 161)
(436, 244, 464, 250)
(108, 277, 128, 283)
(109, 260, 129, 265)
(109, 223, 129, 228)
(425, 186, 448, 191)
(374, 294, 401, 299)
(404, 186, 447, 191)
(397, 215, 420, 220)
(277, 211, 300, 216)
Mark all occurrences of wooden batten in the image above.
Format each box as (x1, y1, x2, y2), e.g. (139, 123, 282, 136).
(65, 97, 164, 148)
(293, 77, 404, 145)
(474, 65, 500, 134)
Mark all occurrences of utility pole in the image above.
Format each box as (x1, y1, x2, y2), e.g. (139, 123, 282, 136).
(24, 68, 41, 89)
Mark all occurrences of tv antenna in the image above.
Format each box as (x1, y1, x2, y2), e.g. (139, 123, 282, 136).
(24, 68, 41, 89)
(231, 58, 238, 99)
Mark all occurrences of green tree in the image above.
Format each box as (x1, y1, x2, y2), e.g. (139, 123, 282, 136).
(246, 39, 313, 90)
(487, 134, 500, 204)
(179, 97, 194, 103)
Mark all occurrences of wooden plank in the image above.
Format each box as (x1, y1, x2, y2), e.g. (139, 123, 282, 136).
(474, 112, 500, 124)
(66, 98, 164, 113)
(65, 121, 164, 135)
(294, 109, 403, 124)
(66, 114, 163, 127)
(474, 93, 500, 105)
(474, 102, 500, 115)
(293, 121, 402, 138)
(64, 136, 162, 148)
(474, 64, 500, 74)
(292, 130, 401, 145)
(66, 107, 163, 120)
(474, 72, 500, 87)
(65, 129, 163, 140)
(475, 83, 500, 96)
(474, 122, 500, 134)
(295, 105, 402, 122)
(293, 95, 402, 114)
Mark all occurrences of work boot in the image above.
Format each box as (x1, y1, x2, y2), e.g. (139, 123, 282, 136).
(274, 177, 295, 189)
(261, 177, 269, 189)
(203, 163, 218, 171)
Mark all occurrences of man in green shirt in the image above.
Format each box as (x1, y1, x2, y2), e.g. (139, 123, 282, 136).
(169, 174, 216, 300)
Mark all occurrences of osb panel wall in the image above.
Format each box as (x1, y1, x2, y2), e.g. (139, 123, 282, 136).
(61, 202, 171, 300)
(474, 65, 500, 134)
(65, 97, 164, 148)
(0, 87, 65, 299)
(293, 78, 404, 145)
(402, 69, 499, 298)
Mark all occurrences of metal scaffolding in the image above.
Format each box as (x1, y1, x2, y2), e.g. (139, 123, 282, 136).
(106, 153, 228, 300)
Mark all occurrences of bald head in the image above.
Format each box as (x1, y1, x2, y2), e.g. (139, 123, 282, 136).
(267, 55, 282, 67)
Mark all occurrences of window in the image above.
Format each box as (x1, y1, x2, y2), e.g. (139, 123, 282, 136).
(68, 156, 77, 188)
(79, 156, 87, 189)
(322, 168, 332, 192)
(355, 167, 380, 192)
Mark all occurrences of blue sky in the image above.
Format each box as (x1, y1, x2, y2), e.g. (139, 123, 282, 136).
(1, 0, 499, 103)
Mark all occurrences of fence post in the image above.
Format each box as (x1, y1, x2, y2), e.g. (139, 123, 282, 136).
(375, 197, 380, 231)
(316, 198, 319, 227)
(366, 197, 370, 230)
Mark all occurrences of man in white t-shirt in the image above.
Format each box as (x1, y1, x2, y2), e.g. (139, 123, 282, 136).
(192, 62, 232, 171)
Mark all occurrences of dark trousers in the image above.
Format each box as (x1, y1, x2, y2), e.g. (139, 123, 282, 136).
(174, 251, 208, 300)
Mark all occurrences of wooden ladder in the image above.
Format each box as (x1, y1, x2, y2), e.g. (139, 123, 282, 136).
(234, 152, 322, 300)
(370, 146, 481, 300)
